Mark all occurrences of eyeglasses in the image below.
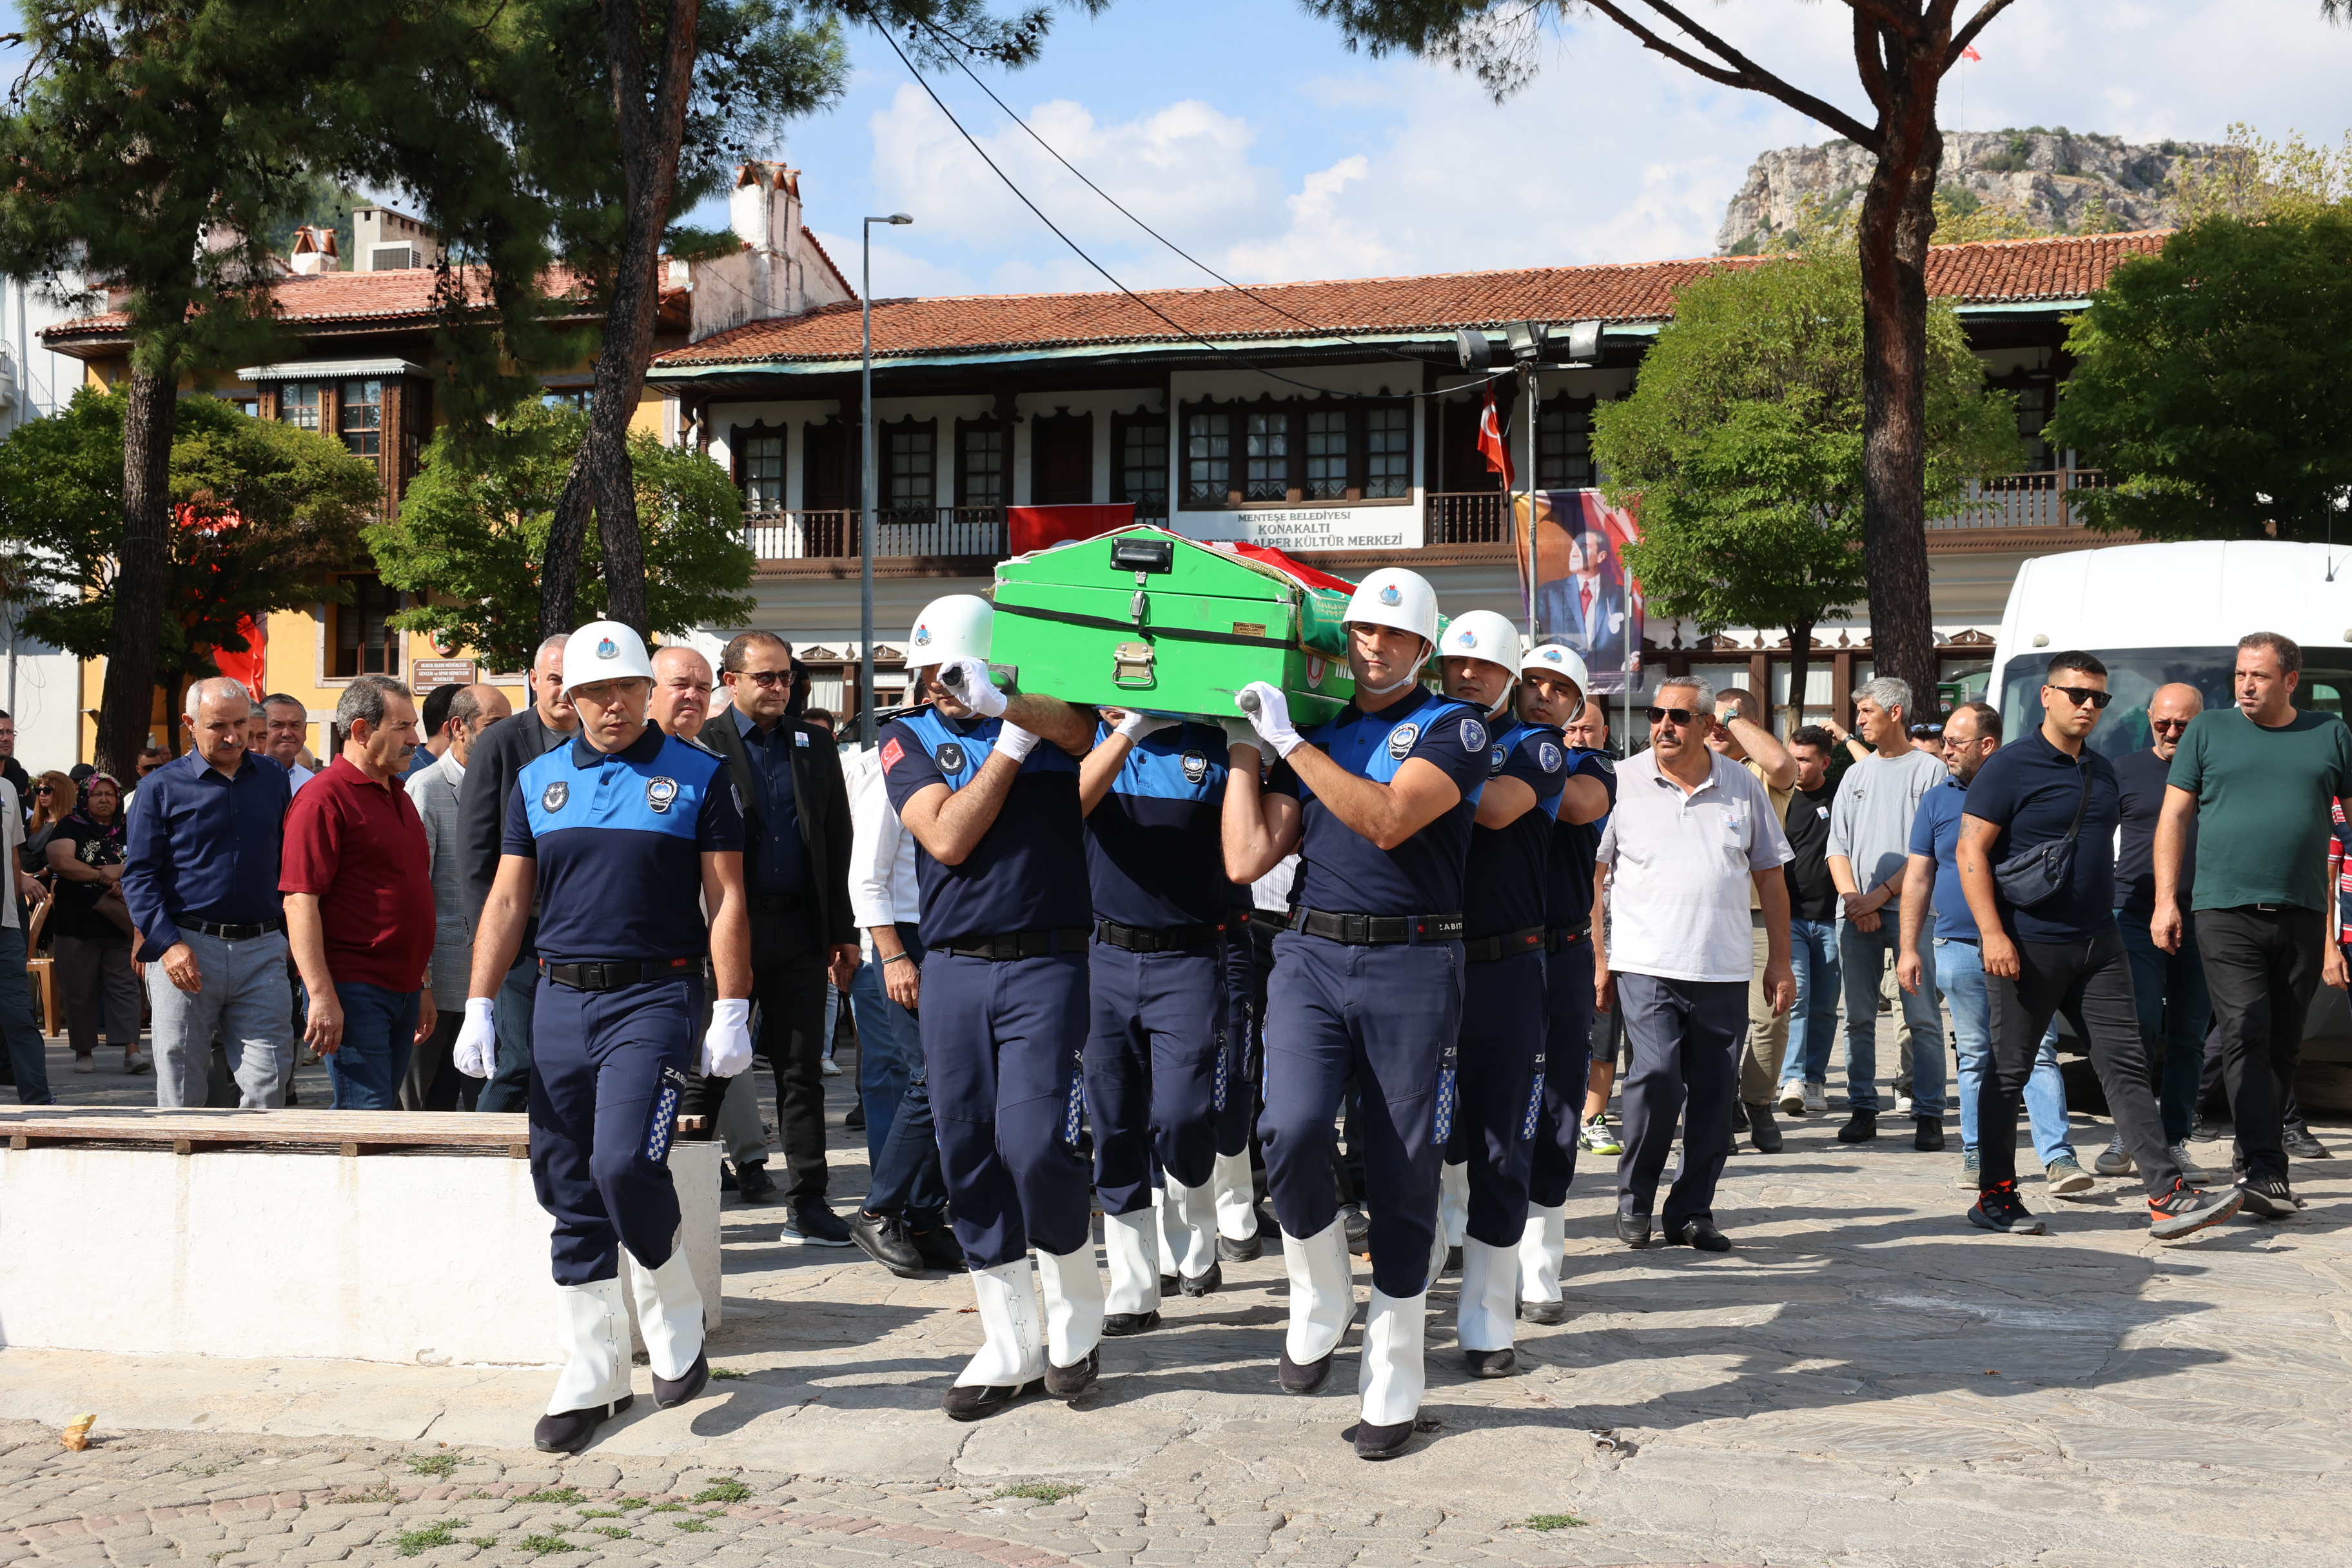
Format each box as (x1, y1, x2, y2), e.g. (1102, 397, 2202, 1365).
(1909, 724, 1945, 738)
(734, 669, 790, 689)
(34, 786, 52, 796)
(2048, 685, 2113, 710)
(1645, 706, 1700, 727)
(2150, 717, 2191, 734)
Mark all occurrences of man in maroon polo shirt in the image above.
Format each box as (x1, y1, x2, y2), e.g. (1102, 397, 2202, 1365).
(282, 674, 437, 1110)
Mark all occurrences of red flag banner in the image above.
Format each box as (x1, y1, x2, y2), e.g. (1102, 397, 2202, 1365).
(1477, 384, 1514, 489)
(1008, 502, 1136, 557)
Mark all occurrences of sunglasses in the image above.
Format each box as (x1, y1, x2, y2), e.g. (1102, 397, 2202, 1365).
(1645, 706, 1701, 727)
(735, 669, 791, 689)
(2150, 717, 2191, 733)
(1910, 724, 1945, 738)
(2048, 684, 2113, 709)
(34, 786, 52, 796)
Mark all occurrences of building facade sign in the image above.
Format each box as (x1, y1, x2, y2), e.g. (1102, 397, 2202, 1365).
(1167, 503, 1418, 551)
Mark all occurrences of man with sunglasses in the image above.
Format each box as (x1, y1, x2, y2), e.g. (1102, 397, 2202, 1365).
(1957, 651, 2242, 1239)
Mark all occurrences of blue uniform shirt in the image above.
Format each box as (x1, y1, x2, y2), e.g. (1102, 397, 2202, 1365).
(1268, 686, 1489, 917)
(1084, 719, 1239, 928)
(1464, 718, 1568, 939)
(1545, 749, 1618, 931)
(1908, 774, 1977, 941)
(1959, 729, 2121, 944)
(732, 707, 811, 899)
(503, 727, 744, 964)
(121, 750, 295, 962)
(879, 705, 1090, 946)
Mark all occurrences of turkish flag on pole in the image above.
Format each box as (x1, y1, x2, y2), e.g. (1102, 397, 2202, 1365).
(1961, 44, 1981, 61)
(1478, 383, 1514, 489)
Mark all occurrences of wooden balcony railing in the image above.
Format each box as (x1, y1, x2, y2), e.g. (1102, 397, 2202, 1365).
(743, 506, 1008, 562)
(1928, 468, 2108, 530)
(1426, 491, 1510, 545)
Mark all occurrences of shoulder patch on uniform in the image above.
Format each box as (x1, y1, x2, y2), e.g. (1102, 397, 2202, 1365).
(936, 741, 968, 774)
(541, 780, 569, 812)
(1587, 752, 1616, 776)
(1460, 717, 1487, 752)
(646, 776, 679, 814)
(880, 738, 905, 773)
(1386, 722, 1422, 761)
(1488, 745, 1508, 777)
(1538, 741, 1563, 773)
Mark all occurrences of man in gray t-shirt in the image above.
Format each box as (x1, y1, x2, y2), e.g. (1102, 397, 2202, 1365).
(1826, 677, 1951, 1148)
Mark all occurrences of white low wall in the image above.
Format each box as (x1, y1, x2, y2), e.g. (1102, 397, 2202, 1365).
(0, 1143, 721, 1367)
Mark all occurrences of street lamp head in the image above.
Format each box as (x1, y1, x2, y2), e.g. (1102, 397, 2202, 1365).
(867, 213, 914, 226)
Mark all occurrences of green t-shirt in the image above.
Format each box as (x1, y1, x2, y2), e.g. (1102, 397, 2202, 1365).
(2168, 707, 2352, 913)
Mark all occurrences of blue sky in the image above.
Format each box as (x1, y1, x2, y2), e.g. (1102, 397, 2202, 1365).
(676, 0, 2352, 301)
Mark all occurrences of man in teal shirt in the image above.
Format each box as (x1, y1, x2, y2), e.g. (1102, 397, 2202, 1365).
(2154, 631, 2352, 1219)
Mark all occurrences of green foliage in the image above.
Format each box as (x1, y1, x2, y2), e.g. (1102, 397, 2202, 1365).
(394, 1520, 470, 1556)
(2170, 121, 2352, 226)
(406, 1455, 460, 1478)
(1592, 241, 2019, 646)
(514, 1535, 577, 1554)
(667, 1517, 712, 1534)
(688, 1480, 751, 1504)
(2044, 211, 2352, 541)
(991, 1482, 1083, 1503)
(587, 1527, 630, 1540)
(368, 404, 754, 672)
(1513, 1514, 1586, 1531)
(513, 1489, 582, 1505)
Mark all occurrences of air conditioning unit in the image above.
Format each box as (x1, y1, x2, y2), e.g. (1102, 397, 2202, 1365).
(370, 246, 422, 271)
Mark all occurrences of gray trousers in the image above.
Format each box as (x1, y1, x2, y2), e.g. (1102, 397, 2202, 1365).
(149, 928, 295, 1109)
(1615, 971, 1746, 1230)
(54, 931, 142, 1053)
(718, 1065, 770, 1166)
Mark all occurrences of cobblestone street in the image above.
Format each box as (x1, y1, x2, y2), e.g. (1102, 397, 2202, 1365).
(8, 1035, 2352, 1566)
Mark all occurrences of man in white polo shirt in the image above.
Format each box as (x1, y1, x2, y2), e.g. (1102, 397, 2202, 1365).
(1596, 673, 1794, 1252)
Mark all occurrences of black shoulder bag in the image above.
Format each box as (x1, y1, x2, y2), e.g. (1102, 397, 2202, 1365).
(1992, 756, 2091, 910)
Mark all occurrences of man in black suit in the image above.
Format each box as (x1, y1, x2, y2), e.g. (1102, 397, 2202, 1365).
(457, 634, 578, 1113)
(698, 630, 860, 1244)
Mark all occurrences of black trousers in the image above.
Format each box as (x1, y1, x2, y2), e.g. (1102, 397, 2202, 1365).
(2196, 906, 2323, 1186)
(749, 909, 833, 1202)
(2199, 1020, 2309, 1132)
(1981, 928, 2177, 1197)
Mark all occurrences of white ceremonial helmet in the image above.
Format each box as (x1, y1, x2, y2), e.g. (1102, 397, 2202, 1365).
(905, 594, 995, 671)
(562, 619, 656, 693)
(1521, 642, 1592, 705)
(1441, 610, 1525, 677)
(1342, 566, 1441, 649)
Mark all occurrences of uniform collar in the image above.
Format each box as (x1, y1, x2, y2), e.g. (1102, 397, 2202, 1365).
(569, 726, 667, 770)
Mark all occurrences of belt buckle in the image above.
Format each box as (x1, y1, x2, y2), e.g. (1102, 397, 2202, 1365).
(585, 963, 608, 990)
(992, 935, 1017, 962)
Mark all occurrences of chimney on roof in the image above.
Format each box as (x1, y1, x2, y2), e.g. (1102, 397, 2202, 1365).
(288, 225, 340, 275)
(351, 206, 444, 273)
(689, 164, 854, 344)
(730, 161, 801, 259)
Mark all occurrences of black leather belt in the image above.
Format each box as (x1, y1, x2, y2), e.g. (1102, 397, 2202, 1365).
(1292, 908, 1464, 945)
(1463, 925, 1547, 963)
(1095, 917, 1224, 954)
(1545, 925, 1591, 952)
(182, 917, 284, 939)
(543, 955, 699, 991)
(939, 926, 1091, 961)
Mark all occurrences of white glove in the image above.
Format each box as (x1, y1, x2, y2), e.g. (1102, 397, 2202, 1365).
(994, 721, 1041, 762)
(453, 997, 498, 1079)
(702, 998, 753, 1078)
(1220, 717, 1260, 752)
(1236, 681, 1302, 758)
(1115, 710, 1180, 743)
(942, 656, 1007, 718)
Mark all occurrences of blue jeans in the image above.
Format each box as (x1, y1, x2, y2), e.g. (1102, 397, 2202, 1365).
(848, 954, 917, 1162)
(1838, 917, 1946, 1116)
(1938, 937, 2073, 1164)
(317, 981, 418, 1111)
(2117, 911, 2210, 1146)
(1778, 917, 1841, 1088)
(0, 923, 49, 1104)
(478, 959, 536, 1113)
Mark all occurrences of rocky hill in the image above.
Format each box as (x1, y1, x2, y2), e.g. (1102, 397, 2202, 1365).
(1716, 129, 2219, 253)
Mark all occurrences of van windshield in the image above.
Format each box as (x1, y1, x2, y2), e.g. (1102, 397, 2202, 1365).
(1998, 648, 2352, 764)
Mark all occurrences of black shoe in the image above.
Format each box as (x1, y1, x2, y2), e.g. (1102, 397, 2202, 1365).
(1043, 1346, 1099, 1401)
(1102, 1310, 1162, 1337)
(1179, 1261, 1222, 1297)
(1279, 1348, 1333, 1395)
(533, 1394, 631, 1455)
(784, 1202, 854, 1247)
(2233, 1175, 2302, 1221)
(1615, 1211, 1651, 1249)
(1353, 1418, 1416, 1460)
(2151, 1179, 2246, 1237)
(850, 1210, 926, 1277)
(1158, 1273, 1180, 1297)
(2190, 1113, 2220, 1143)
(735, 1161, 778, 1204)
(1516, 1298, 1570, 1326)
(1914, 1117, 1946, 1153)
(1838, 1110, 1878, 1144)
(1968, 1180, 2046, 1235)
(1218, 1231, 1263, 1263)
(1463, 1348, 1516, 1378)
(2284, 1127, 2331, 1161)
(1341, 1204, 1370, 1250)
(843, 1102, 865, 1132)
(941, 1380, 1038, 1421)
(1669, 1219, 1731, 1252)
(1745, 1101, 1783, 1154)
(653, 1351, 709, 1409)
(1442, 1246, 1462, 1276)
(719, 1164, 739, 1193)
(908, 1222, 965, 1272)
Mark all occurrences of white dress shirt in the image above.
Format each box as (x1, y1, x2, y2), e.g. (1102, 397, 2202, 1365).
(846, 744, 921, 955)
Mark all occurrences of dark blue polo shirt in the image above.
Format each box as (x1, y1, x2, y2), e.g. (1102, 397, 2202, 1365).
(1268, 686, 1489, 917)
(1960, 727, 2121, 944)
(121, 750, 295, 961)
(732, 707, 811, 899)
(503, 726, 743, 963)
(1908, 775, 1977, 941)
(879, 705, 1090, 946)
(1545, 749, 1618, 931)
(1464, 719, 1567, 939)
(2112, 745, 2191, 919)
(1084, 720, 1238, 928)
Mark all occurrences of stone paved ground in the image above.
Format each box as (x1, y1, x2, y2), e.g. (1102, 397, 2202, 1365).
(10, 1032, 2352, 1566)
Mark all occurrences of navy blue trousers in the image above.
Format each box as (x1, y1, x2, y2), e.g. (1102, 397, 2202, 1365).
(1213, 922, 1259, 1158)
(1529, 937, 1594, 1208)
(1449, 948, 1546, 1248)
(529, 972, 700, 1286)
(1615, 972, 1743, 1228)
(1085, 941, 1225, 1215)
(1260, 930, 1462, 1298)
(921, 948, 1093, 1269)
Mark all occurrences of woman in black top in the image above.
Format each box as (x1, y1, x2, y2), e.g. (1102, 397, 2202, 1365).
(48, 773, 142, 1074)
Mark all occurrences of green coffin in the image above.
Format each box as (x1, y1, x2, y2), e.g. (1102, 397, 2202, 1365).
(990, 527, 1360, 725)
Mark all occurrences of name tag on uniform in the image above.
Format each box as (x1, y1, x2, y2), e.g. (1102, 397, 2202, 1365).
(795, 730, 810, 747)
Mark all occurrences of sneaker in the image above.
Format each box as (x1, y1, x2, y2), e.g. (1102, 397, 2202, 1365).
(123, 1050, 151, 1075)
(736, 1161, 779, 1203)
(1894, 1093, 1915, 1116)
(2283, 1127, 2332, 1161)
(2151, 1179, 2246, 1239)
(2235, 1175, 2304, 1220)
(783, 1202, 855, 1246)
(1581, 1115, 1622, 1157)
(1803, 1082, 1827, 1114)
(1914, 1117, 1945, 1153)
(2044, 1155, 2095, 1196)
(1953, 1149, 1981, 1190)
(1778, 1083, 1805, 1115)
(820, 1056, 842, 1078)
(2093, 1134, 2133, 1177)
(1836, 1109, 1877, 1144)
(2168, 1142, 2210, 1182)
(2189, 1112, 2222, 1143)
(1968, 1180, 2046, 1235)
(72, 1055, 94, 1074)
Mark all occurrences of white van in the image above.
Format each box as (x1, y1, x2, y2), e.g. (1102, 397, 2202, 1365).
(1988, 539, 2352, 1063)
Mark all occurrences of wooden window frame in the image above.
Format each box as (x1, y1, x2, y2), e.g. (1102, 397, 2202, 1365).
(954, 416, 1008, 509)
(1028, 408, 1095, 506)
(881, 416, 938, 513)
(1112, 407, 1169, 516)
(1175, 396, 1415, 511)
(730, 420, 788, 514)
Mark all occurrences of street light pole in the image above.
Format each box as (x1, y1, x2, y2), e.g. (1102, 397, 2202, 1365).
(860, 213, 912, 749)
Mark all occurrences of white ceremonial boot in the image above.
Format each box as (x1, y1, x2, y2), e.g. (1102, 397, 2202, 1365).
(1354, 1286, 1427, 1460)
(943, 1260, 1046, 1421)
(1456, 1237, 1520, 1377)
(536, 1277, 632, 1454)
(1211, 1150, 1262, 1260)
(1164, 1174, 1222, 1295)
(1516, 1203, 1569, 1326)
(1035, 1243, 1107, 1401)
(1101, 1208, 1164, 1334)
(1277, 1218, 1355, 1395)
(625, 1245, 709, 1409)
(1438, 1159, 1470, 1254)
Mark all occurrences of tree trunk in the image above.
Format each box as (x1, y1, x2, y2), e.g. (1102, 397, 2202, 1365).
(1785, 619, 1813, 735)
(539, 463, 592, 638)
(96, 362, 177, 775)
